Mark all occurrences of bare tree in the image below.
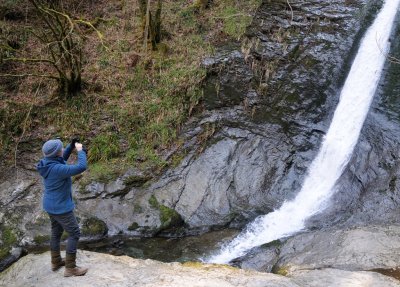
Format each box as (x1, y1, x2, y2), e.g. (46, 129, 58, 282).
(0, 0, 106, 98)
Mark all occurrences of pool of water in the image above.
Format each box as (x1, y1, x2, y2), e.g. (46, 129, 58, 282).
(27, 229, 239, 263)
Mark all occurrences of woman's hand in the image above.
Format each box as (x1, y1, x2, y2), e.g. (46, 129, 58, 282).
(75, 143, 83, 151)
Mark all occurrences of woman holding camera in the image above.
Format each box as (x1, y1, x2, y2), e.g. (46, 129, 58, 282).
(37, 138, 88, 277)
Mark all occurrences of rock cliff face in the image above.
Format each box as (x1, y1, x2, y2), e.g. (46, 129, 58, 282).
(1, 0, 400, 269)
(232, 225, 400, 286)
(0, 250, 399, 287)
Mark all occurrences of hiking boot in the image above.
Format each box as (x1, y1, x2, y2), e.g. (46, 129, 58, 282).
(51, 250, 65, 271)
(64, 252, 88, 277)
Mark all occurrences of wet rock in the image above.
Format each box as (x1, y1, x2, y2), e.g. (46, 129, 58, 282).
(202, 47, 254, 109)
(276, 226, 400, 272)
(153, 128, 302, 229)
(231, 245, 280, 273)
(0, 247, 26, 273)
(153, 0, 377, 232)
(306, 112, 400, 229)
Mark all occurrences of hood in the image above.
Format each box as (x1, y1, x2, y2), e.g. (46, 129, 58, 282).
(36, 157, 64, 178)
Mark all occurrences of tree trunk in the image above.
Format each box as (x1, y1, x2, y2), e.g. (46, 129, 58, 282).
(151, 0, 162, 49)
(143, 0, 151, 51)
(139, 0, 162, 51)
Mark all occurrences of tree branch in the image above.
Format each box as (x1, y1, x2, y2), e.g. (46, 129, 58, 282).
(0, 73, 59, 80)
(3, 57, 55, 64)
(75, 19, 107, 50)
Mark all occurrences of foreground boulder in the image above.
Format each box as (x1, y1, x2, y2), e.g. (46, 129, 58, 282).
(276, 225, 400, 273)
(0, 250, 399, 287)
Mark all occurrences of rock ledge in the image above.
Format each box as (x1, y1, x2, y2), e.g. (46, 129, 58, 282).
(0, 250, 399, 287)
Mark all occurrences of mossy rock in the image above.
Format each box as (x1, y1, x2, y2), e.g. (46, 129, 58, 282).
(124, 174, 151, 187)
(133, 203, 144, 213)
(0, 248, 10, 259)
(2, 227, 17, 246)
(81, 217, 108, 237)
(33, 234, 51, 245)
(272, 265, 289, 276)
(0, 226, 17, 260)
(159, 205, 183, 229)
(183, 261, 238, 271)
(148, 194, 159, 209)
(147, 195, 183, 230)
(128, 222, 139, 231)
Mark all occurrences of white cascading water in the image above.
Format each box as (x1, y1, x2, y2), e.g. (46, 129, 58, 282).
(207, 0, 400, 264)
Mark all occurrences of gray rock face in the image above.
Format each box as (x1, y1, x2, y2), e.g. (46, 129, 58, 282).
(290, 268, 400, 287)
(77, 188, 162, 236)
(151, 0, 395, 232)
(276, 226, 400, 272)
(1, 250, 399, 287)
(154, 129, 297, 228)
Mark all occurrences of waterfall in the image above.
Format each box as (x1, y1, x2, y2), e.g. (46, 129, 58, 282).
(206, 0, 400, 264)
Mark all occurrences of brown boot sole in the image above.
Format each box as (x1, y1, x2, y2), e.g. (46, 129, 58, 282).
(64, 267, 88, 277)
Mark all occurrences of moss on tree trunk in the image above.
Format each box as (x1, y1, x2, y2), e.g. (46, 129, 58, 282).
(139, 0, 163, 50)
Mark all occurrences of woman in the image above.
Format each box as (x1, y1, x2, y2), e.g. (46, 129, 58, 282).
(37, 138, 88, 277)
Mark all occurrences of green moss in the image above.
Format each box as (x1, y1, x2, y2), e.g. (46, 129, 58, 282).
(192, 0, 208, 10)
(0, 226, 17, 259)
(148, 195, 159, 209)
(88, 133, 120, 163)
(127, 146, 168, 171)
(0, 248, 9, 259)
(123, 174, 151, 187)
(33, 234, 50, 245)
(133, 203, 144, 213)
(2, 226, 17, 246)
(182, 261, 205, 268)
(128, 222, 139, 231)
(212, 0, 262, 40)
(81, 161, 123, 185)
(183, 261, 238, 271)
(81, 217, 108, 237)
(272, 265, 289, 276)
(148, 195, 182, 229)
(159, 205, 182, 228)
(170, 148, 188, 168)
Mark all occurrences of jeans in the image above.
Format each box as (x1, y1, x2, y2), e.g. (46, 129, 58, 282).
(48, 211, 80, 254)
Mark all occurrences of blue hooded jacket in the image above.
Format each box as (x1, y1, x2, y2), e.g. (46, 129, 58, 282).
(36, 144, 87, 214)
